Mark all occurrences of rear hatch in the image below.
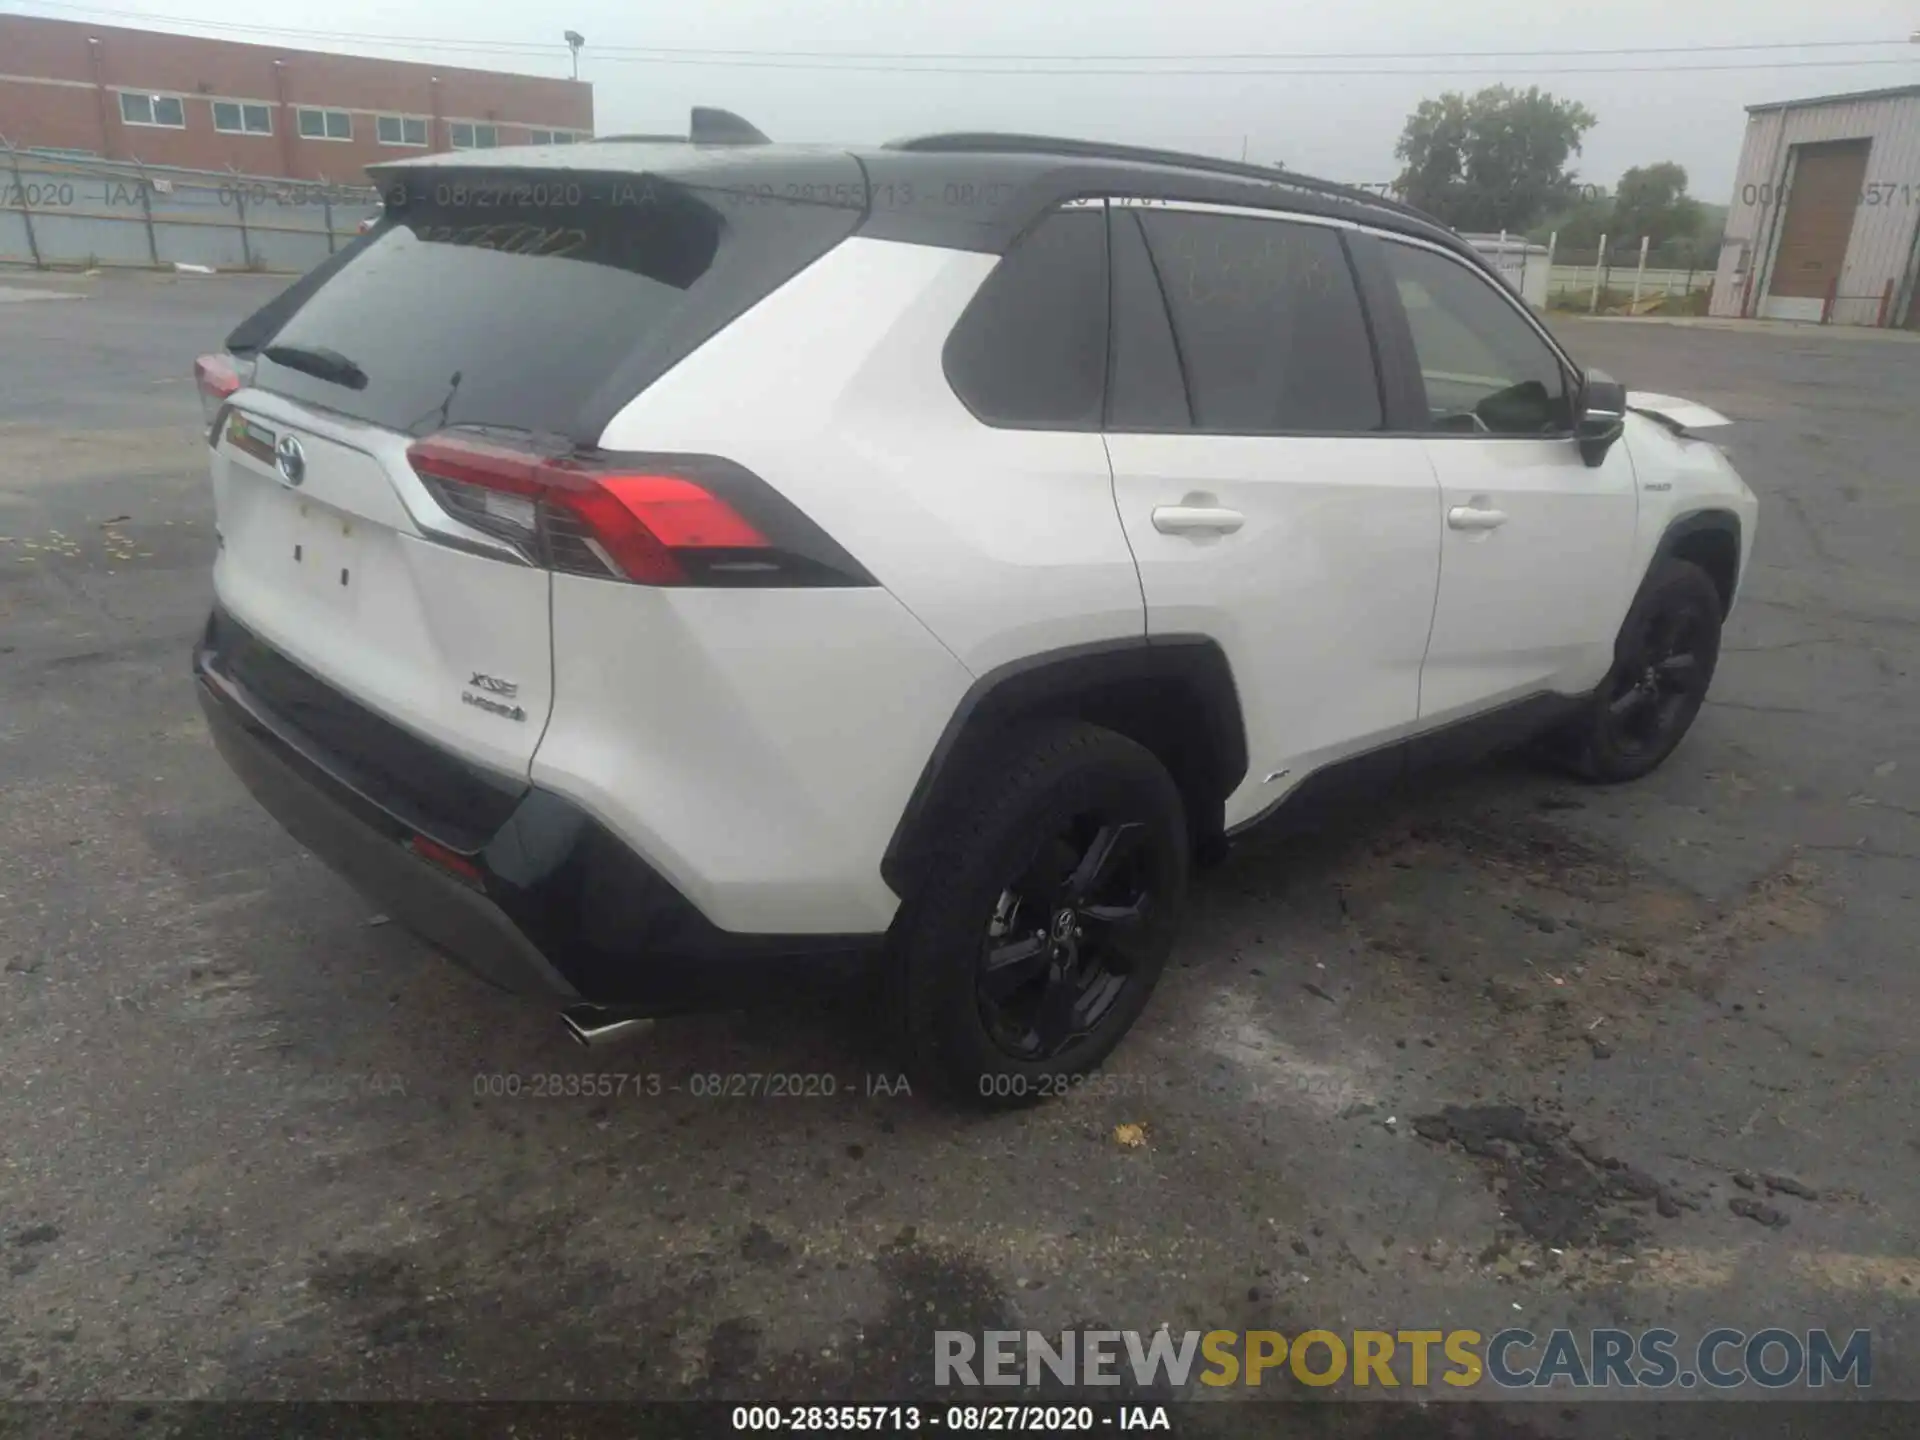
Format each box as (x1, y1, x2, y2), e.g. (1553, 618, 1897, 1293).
(204, 155, 865, 803)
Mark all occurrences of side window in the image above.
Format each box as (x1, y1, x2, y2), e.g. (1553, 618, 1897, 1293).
(944, 207, 1108, 430)
(1378, 241, 1572, 435)
(1132, 210, 1382, 434)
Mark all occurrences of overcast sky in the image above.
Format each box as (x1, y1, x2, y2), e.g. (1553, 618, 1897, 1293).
(19, 0, 1920, 199)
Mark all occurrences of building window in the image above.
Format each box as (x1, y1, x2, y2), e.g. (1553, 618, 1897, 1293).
(211, 101, 273, 136)
(376, 115, 429, 147)
(119, 92, 186, 128)
(297, 108, 353, 141)
(528, 128, 579, 145)
(449, 122, 497, 149)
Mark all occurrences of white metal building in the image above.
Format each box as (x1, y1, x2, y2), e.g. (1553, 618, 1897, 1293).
(1710, 84, 1920, 328)
(1461, 233, 1551, 308)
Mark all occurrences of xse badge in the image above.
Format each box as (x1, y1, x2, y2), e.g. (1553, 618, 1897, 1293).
(462, 672, 525, 721)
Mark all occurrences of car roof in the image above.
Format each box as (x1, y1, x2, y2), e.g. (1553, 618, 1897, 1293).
(368, 127, 1486, 270)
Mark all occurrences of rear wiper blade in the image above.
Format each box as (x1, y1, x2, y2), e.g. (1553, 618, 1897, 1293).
(263, 343, 368, 391)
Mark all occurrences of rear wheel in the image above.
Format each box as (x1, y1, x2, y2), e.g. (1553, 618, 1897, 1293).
(886, 722, 1188, 1108)
(1559, 557, 1724, 783)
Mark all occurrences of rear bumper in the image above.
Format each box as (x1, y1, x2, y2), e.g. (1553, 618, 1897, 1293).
(195, 611, 883, 1010)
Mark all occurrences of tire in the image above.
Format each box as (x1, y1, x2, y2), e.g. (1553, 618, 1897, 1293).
(1558, 557, 1724, 784)
(886, 721, 1188, 1109)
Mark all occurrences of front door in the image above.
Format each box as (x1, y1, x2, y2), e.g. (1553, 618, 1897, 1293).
(1369, 235, 1639, 724)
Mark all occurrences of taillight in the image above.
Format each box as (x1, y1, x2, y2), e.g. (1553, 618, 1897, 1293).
(409, 834, 483, 887)
(405, 430, 872, 589)
(194, 353, 252, 431)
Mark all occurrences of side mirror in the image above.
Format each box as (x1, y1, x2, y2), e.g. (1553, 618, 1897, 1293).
(1577, 369, 1627, 468)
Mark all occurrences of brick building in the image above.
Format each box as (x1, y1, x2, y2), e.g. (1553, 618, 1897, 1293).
(0, 14, 593, 182)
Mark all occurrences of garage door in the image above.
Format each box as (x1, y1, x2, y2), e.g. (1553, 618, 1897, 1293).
(1767, 140, 1871, 303)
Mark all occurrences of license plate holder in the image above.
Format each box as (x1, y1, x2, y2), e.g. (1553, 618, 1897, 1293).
(290, 500, 362, 616)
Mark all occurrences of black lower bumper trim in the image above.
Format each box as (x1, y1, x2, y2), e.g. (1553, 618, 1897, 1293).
(196, 615, 884, 1011)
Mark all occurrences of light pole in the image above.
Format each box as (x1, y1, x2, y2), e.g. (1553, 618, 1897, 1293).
(565, 30, 585, 80)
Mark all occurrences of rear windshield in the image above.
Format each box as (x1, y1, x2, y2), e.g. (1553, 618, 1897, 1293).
(237, 171, 861, 441)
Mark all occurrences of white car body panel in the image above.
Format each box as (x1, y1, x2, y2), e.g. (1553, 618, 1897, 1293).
(1621, 413, 1760, 614)
(1627, 392, 1734, 431)
(1105, 433, 1442, 830)
(597, 237, 1147, 678)
(1415, 432, 1641, 719)
(209, 393, 554, 782)
(533, 579, 971, 933)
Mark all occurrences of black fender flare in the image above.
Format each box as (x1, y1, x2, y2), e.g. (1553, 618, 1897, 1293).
(879, 635, 1248, 897)
(1650, 509, 1743, 613)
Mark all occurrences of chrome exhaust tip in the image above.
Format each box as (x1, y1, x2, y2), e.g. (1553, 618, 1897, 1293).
(560, 1004, 654, 1048)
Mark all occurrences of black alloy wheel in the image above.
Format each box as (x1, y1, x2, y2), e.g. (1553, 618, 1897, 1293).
(977, 818, 1155, 1062)
(1561, 556, 1724, 783)
(1602, 596, 1713, 758)
(885, 721, 1188, 1105)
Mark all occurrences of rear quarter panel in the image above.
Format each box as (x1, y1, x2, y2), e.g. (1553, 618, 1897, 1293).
(593, 235, 1147, 676)
(532, 581, 971, 934)
(565, 235, 1152, 934)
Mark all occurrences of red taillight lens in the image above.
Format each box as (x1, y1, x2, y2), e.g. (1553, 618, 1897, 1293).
(195, 353, 246, 429)
(409, 834, 483, 887)
(406, 431, 801, 587)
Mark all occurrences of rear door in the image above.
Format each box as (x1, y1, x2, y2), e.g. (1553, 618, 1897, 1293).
(210, 162, 863, 780)
(1102, 203, 1444, 830)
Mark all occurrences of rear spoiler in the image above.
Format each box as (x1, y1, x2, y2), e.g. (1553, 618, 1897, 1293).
(228, 106, 772, 355)
(594, 107, 771, 146)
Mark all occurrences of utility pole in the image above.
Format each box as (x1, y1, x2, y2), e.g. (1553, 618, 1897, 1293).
(565, 30, 585, 81)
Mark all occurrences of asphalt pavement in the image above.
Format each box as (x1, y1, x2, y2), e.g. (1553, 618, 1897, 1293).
(1, 269, 1916, 1436)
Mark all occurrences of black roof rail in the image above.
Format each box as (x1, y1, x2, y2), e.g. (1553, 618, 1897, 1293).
(591, 133, 690, 144)
(886, 132, 1439, 228)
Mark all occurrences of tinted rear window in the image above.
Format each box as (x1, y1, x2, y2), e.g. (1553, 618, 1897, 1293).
(242, 172, 861, 440)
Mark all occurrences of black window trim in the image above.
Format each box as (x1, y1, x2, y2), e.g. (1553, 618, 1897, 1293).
(1100, 197, 1395, 441)
(1103, 205, 1193, 432)
(1363, 228, 1585, 442)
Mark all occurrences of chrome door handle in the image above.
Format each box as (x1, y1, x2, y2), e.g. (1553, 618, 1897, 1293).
(1152, 505, 1245, 535)
(1447, 506, 1509, 531)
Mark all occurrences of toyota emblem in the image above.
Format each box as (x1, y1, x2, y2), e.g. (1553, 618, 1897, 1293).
(274, 433, 306, 486)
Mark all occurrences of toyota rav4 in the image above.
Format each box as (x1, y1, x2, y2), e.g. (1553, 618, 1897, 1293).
(192, 120, 1758, 1106)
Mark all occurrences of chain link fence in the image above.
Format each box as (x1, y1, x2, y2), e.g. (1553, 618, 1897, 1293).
(1, 143, 376, 273)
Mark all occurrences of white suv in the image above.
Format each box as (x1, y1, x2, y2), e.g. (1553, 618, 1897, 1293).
(192, 126, 1757, 1105)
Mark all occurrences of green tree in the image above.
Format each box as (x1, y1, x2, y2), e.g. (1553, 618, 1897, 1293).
(1609, 162, 1703, 248)
(1394, 85, 1598, 232)
(1530, 188, 1611, 250)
